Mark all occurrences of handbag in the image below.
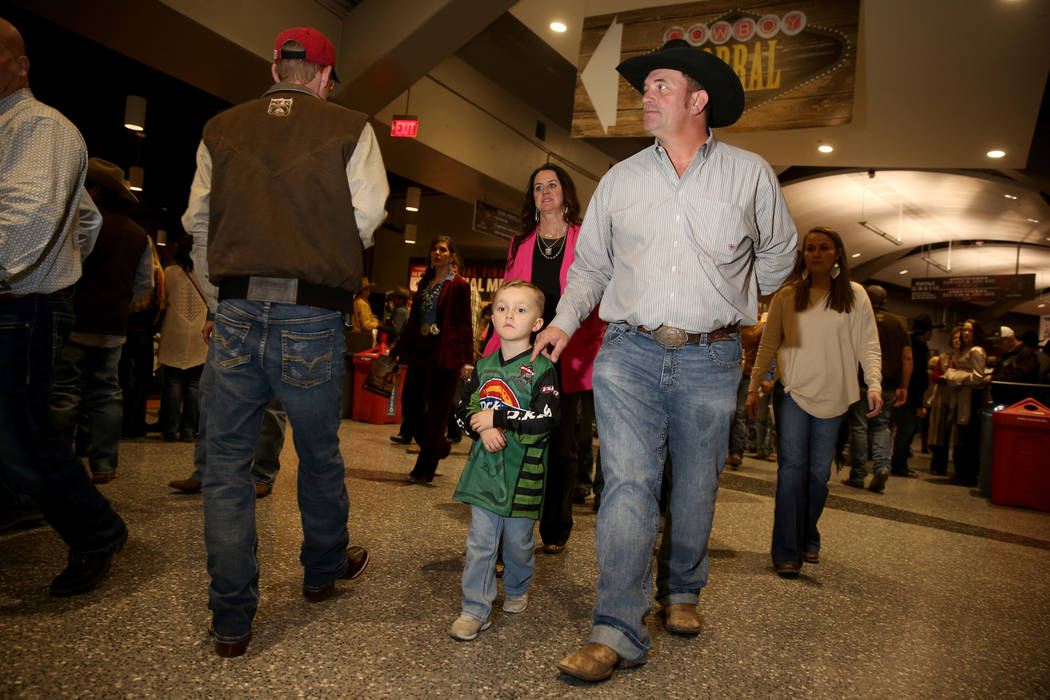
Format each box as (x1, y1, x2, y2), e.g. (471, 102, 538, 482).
(363, 355, 400, 398)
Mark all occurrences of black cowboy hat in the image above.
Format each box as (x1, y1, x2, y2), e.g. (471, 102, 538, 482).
(616, 39, 745, 128)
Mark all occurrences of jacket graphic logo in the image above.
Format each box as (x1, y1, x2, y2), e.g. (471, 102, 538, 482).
(268, 97, 293, 117)
(478, 378, 519, 411)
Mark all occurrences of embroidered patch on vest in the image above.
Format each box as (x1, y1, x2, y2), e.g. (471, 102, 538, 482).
(267, 97, 294, 117)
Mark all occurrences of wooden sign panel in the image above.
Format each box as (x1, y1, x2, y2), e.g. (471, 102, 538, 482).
(572, 0, 859, 137)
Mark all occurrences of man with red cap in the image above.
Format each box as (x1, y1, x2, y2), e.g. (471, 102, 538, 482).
(182, 25, 389, 657)
(534, 39, 797, 681)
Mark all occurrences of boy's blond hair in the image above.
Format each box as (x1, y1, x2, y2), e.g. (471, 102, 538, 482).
(493, 279, 545, 310)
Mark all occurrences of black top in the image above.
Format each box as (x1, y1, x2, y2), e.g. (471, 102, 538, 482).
(531, 246, 563, 328)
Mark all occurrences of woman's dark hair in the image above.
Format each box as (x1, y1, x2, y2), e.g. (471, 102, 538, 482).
(789, 226, 855, 314)
(509, 164, 582, 263)
(173, 234, 193, 273)
(961, 318, 986, 350)
(420, 235, 456, 287)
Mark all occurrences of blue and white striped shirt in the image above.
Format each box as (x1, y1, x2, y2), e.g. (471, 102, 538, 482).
(552, 134, 797, 336)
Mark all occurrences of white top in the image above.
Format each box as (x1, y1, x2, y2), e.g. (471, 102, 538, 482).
(750, 281, 882, 419)
(158, 265, 209, 369)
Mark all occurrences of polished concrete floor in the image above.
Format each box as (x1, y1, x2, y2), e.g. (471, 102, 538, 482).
(2, 419, 1049, 698)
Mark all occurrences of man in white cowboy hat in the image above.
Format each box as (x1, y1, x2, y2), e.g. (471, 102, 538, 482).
(50, 158, 153, 485)
(182, 25, 388, 657)
(534, 39, 797, 680)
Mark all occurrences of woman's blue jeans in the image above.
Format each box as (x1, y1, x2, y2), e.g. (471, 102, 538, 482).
(772, 384, 844, 566)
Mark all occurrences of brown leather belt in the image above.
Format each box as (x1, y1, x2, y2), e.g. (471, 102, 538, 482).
(635, 324, 738, 349)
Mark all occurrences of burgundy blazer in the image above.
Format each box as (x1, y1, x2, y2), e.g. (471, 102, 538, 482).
(394, 274, 474, 371)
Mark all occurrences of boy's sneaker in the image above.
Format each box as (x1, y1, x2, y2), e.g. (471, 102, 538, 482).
(503, 594, 528, 614)
(449, 614, 490, 641)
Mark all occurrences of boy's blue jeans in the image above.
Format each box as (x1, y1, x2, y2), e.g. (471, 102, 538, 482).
(461, 505, 535, 622)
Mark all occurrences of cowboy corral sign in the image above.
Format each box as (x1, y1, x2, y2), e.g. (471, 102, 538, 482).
(573, 0, 859, 136)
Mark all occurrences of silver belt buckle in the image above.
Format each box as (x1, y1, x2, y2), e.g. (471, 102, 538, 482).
(421, 323, 440, 336)
(651, 325, 688, 349)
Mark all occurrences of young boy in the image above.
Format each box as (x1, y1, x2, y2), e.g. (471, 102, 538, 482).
(449, 280, 560, 641)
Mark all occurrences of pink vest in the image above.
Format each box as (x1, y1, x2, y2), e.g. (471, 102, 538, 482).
(483, 224, 604, 393)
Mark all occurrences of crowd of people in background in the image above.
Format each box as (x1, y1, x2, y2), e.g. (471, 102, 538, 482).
(6, 15, 1050, 683)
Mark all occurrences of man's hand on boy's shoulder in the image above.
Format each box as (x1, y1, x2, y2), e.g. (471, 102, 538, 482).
(479, 427, 506, 453)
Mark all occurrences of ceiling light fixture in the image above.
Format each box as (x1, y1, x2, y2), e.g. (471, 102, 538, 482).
(858, 220, 901, 246)
(851, 252, 861, 258)
(818, 144, 833, 153)
(550, 21, 567, 32)
(986, 149, 1006, 158)
(404, 223, 417, 245)
(124, 96, 146, 132)
(128, 166, 144, 192)
(1026, 218, 1039, 223)
(1004, 194, 1018, 200)
(405, 186, 421, 212)
(898, 269, 908, 275)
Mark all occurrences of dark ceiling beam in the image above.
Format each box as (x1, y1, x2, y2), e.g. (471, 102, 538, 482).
(13, 0, 271, 105)
(334, 0, 516, 117)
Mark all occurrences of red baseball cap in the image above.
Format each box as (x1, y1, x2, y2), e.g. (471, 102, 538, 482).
(273, 27, 338, 81)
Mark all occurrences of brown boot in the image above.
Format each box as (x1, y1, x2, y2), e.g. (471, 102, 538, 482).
(662, 603, 702, 636)
(556, 643, 643, 682)
(168, 477, 201, 493)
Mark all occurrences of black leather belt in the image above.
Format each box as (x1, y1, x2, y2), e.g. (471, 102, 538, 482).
(635, 324, 738, 349)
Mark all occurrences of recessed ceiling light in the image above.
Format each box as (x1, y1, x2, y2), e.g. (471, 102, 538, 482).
(851, 252, 861, 258)
(818, 144, 833, 153)
(899, 270, 908, 275)
(1027, 218, 1039, 223)
(1039, 303, 1047, 309)
(550, 21, 567, 32)
(986, 149, 1006, 158)
(1004, 194, 1018, 200)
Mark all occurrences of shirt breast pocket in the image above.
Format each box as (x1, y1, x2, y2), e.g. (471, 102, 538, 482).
(684, 199, 753, 265)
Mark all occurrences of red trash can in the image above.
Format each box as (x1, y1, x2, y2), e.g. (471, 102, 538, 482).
(990, 398, 1050, 511)
(351, 346, 406, 424)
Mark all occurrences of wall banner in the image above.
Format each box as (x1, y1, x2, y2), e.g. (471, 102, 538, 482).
(572, 0, 859, 137)
(911, 274, 1037, 304)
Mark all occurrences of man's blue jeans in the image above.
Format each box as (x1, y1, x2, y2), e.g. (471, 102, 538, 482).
(460, 505, 534, 623)
(588, 324, 739, 661)
(191, 357, 285, 486)
(0, 294, 126, 554)
(729, 373, 751, 456)
(772, 385, 843, 565)
(203, 300, 348, 643)
(50, 341, 124, 476)
(847, 389, 894, 482)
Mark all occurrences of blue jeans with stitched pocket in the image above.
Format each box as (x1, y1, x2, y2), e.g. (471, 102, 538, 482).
(203, 299, 349, 643)
(587, 323, 739, 662)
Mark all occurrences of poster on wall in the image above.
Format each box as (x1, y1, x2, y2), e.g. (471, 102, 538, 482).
(407, 260, 506, 300)
(572, 0, 859, 137)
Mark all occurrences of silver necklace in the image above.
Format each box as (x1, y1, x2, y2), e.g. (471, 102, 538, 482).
(536, 233, 566, 260)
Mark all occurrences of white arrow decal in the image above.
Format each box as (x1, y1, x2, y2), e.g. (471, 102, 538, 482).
(580, 18, 623, 134)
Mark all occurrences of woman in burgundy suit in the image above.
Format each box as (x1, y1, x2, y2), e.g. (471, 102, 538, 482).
(395, 236, 475, 484)
(483, 164, 604, 552)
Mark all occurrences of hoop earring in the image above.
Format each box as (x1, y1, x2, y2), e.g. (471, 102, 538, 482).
(831, 262, 841, 279)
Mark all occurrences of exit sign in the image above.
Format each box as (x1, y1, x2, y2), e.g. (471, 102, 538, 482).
(390, 115, 419, 138)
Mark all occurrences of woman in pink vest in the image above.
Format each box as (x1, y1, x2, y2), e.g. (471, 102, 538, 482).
(483, 164, 604, 553)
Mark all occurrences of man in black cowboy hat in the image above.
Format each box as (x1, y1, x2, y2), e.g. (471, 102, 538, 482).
(534, 39, 797, 680)
(50, 158, 153, 484)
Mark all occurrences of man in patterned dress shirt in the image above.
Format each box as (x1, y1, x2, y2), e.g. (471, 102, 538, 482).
(0, 17, 128, 596)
